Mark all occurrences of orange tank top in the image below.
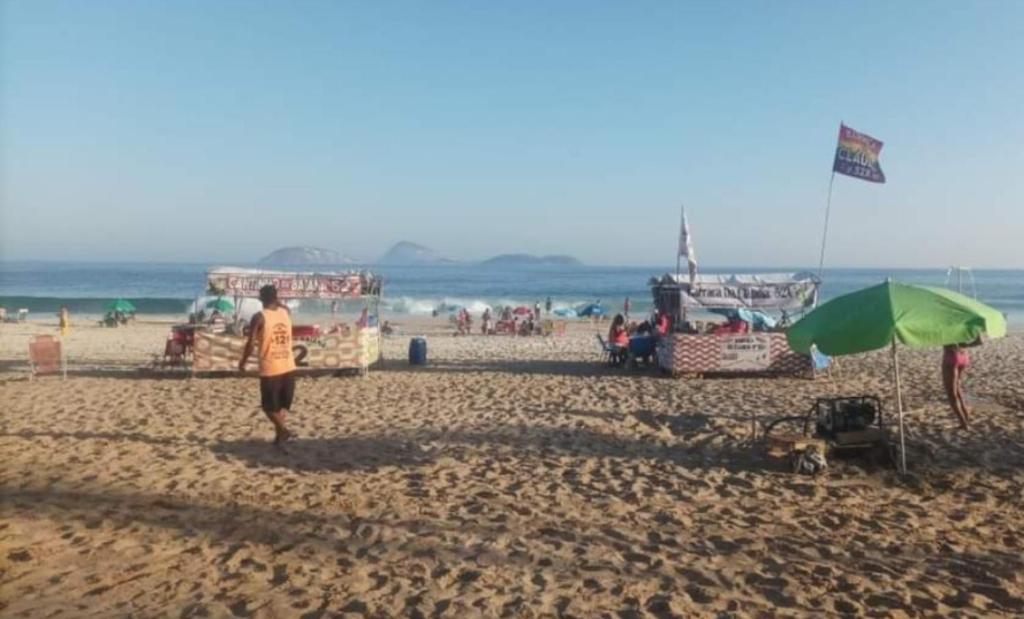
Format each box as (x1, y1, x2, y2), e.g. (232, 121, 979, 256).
(258, 307, 296, 377)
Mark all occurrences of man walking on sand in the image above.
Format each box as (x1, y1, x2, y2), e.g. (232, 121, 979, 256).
(239, 285, 297, 448)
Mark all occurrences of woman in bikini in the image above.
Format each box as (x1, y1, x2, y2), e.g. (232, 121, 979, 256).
(942, 343, 972, 429)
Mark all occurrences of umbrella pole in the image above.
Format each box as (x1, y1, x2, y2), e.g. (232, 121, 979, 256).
(891, 337, 907, 474)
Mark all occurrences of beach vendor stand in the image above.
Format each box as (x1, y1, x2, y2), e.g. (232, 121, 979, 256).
(190, 267, 383, 375)
(650, 272, 822, 377)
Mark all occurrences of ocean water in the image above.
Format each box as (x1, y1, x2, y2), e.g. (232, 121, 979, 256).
(1, 262, 1022, 325)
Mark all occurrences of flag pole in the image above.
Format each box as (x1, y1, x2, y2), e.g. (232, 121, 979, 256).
(816, 171, 836, 283)
(676, 205, 683, 281)
(677, 206, 684, 325)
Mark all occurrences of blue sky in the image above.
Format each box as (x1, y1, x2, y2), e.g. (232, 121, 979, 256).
(2, 1, 1022, 267)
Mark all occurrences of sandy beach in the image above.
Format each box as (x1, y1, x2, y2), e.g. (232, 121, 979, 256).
(2, 317, 1023, 617)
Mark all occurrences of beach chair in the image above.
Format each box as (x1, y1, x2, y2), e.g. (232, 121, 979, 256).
(596, 334, 618, 365)
(28, 335, 66, 380)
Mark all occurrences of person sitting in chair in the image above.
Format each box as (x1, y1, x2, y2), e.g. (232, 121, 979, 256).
(607, 314, 630, 366)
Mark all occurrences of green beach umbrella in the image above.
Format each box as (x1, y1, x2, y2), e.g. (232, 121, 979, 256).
(107, 298, 136, 313)
(787, 280, 1007, 472)
(205, 298, 235, 312)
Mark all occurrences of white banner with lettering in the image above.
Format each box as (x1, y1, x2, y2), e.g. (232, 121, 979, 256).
(655, 272, 819, 311)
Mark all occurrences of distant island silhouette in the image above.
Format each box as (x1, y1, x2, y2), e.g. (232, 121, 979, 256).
(378, 241, 455, 265)
(259, 247, 356, 266)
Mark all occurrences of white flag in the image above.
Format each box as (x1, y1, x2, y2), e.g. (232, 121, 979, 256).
(678, 206, 698, 283)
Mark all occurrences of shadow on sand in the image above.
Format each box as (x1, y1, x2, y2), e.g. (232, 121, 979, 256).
(209, 421, 749, 474)
(375, 357, 655, 378)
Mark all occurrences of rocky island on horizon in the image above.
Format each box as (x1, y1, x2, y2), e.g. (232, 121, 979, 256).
(259, 246, 357, 266)
(378, 241, 455, 265)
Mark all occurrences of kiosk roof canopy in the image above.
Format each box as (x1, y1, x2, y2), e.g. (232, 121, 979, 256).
(207, 267, 381, 299)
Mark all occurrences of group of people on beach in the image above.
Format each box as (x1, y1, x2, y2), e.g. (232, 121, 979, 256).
(453, 302, 551, 336)
(605, 308, 672, 365)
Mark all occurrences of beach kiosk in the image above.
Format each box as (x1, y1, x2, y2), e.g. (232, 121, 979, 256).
(191, 267, 383, 375)
(651, 272, 821, 377)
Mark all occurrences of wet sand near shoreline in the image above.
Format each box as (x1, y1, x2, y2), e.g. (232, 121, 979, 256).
(1, 318, 1023, 617)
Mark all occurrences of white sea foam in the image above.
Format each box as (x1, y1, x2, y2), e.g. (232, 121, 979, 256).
(378, 296, 638, 317)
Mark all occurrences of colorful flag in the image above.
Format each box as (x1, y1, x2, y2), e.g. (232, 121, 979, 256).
(832, 124, 886, 183)
(678, 206, 698, 284)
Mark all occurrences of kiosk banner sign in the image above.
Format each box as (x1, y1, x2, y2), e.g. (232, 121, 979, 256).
(207, 269, 363, 299)
(656, 332, 814, 377)
(664, 273, 819, 311)
(719, 334, 772, 371)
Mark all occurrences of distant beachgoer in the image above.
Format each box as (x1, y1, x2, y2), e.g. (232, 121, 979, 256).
(624, 297, 631, 320)
(456, 308, 472, 335)
(331, 300, 339, 318)
(482, 308, 492, 335)
(942, 343, 973, 429)
(534, 301, 541, 317)
(381, 320, 394, 335)
(545, 297, 552, 314)
(58, 306, 70, 337)
(239, 285, 297, 449)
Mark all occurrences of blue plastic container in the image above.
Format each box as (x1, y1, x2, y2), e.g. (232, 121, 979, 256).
(409, 337, 427, 365)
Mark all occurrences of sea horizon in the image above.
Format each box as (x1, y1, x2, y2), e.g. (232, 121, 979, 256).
(2, 260, 1022, 324)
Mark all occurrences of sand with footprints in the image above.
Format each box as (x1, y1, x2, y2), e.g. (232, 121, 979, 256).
(2, 317, 1023, 617)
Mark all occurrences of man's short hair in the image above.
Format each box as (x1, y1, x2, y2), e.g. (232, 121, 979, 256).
(259, 285, 278, 304)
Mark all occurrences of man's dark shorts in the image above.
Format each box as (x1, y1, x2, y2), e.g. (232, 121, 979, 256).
(260, 372, 295, 414)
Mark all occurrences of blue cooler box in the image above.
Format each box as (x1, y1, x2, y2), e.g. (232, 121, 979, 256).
(409, 337, 428, 365)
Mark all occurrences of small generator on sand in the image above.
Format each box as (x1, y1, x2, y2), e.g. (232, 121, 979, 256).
(764, 395, 897, 473)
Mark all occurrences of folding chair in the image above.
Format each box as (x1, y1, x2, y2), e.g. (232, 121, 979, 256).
(596, 334, 618, 364)
(29, 335, 66, 380)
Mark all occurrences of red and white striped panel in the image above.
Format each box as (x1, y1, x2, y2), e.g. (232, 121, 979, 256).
(658, 333, 812, 377)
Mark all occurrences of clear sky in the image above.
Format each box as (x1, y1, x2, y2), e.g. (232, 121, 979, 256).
(1, 1, 1022, 268)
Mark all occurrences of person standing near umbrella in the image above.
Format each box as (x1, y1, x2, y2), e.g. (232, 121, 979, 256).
(239, 285, 297, 448)
(942, 341, 976, 429)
